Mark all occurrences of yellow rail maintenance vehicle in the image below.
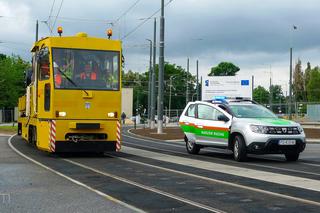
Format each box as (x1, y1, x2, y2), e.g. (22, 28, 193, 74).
(17, 27, 122, 153)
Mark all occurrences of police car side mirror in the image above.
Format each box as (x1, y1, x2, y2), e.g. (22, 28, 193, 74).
(218, 114, 229, 122)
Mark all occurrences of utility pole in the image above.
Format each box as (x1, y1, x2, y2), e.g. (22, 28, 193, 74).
(150, 18, 157, 129)
(35, 20, 39, 42)
(289, 47, 293, 120)
(157, 0, 165, 134)
(196, 60, 199, 101)
(146, 39, 152, 127)
(200, 76, 202, 100)
(186, 58, 189, 105)
(289, 25, 297, 120)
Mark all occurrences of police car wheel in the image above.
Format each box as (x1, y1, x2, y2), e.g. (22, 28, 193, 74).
(233, 135, 247, 162)
(185, 135, 200, 154)
(285, 152, 299, 161)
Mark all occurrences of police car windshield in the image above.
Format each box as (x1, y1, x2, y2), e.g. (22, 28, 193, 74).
(52, 48, 120, 90)
(229, 104, 277, 118)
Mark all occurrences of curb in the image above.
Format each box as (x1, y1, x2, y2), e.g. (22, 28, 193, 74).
(126, 128, 183, 143)
(0, 133, 14, 137)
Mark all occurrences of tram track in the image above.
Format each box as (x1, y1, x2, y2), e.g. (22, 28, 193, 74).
(8, 134, 320, 212)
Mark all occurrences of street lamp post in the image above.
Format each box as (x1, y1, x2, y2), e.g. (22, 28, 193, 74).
(191, 93, 197, 101)
(289, 26, 297, 120)
(150, 18, 157, 129)
(168, 75, 178, 121)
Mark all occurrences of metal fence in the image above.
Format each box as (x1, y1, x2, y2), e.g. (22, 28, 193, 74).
(265, 102, 320, 121)
(0, 108, 17, 123)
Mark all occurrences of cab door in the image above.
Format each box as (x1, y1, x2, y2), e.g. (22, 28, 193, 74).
(37, 47, 52, 118)
(194, 104, 231, 147)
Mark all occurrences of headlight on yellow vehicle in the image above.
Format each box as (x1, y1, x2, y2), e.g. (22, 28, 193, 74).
(55, 111, 67, 117)
(107, 112, 118, 118)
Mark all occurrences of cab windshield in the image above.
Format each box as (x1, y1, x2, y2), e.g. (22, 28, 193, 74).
(229, 104, 277, 118)
(52, 48, 120, 90)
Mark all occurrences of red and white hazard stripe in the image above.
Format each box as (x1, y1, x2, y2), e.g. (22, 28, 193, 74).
(48, 120, 56, 152)
(116, 120, 121, 151)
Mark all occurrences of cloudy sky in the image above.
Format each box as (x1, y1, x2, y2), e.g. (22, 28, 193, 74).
(1, 0, 320, 92)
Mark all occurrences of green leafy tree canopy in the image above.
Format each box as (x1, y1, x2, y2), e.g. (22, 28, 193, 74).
(253, 86, 269, 104)
(209, 62, 240, 76)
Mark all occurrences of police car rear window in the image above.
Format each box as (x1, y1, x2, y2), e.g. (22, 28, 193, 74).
(185, 104, 196, 117)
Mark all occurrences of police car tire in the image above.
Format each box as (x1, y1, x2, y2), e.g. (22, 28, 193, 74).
(233, 135, 247, 162)
(285, 152, 299, 161)
(185, 135, 200, 154)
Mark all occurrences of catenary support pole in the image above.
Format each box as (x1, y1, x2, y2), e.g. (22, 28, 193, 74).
(157, 0, 165, 134)
(36, 20, 39, 42)
(289, 47, 293, 120)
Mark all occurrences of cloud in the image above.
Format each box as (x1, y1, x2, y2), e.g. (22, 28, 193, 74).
(1, 0, 320, 91)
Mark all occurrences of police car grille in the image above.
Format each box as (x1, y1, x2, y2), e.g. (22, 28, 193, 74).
(267, 127, 300, 135)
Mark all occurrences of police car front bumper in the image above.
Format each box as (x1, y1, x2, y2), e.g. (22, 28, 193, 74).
(243, 127, 306, 154)
(246, 138, 306, 154)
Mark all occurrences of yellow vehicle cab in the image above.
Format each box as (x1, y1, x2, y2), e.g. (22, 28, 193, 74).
(17, 27, 122, 153)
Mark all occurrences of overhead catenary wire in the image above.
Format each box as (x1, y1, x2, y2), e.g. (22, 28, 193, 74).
(113, 0, 141, 26)
(50, 0, 64, 33)
(121, 0, 174, 40)
(47, 0, 56, 23)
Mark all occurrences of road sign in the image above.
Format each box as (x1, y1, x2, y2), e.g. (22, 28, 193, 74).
(202, 76, 253, 100)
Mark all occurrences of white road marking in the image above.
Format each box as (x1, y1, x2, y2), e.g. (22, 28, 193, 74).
(7, 135, 145, 213)
(122, 146, 320, 193)
(124, 141, 320, 177)
(108, 152, 320, 207)
(64, 158, 226, 213)
(300, 162, 320, 167)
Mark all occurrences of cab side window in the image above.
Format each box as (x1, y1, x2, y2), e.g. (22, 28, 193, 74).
(39, 48, 50, 80)
(185, 104, 196, 117)
(198, 104, 224, 121)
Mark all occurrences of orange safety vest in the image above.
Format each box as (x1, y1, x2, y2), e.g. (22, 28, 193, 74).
(55, 73, 62, 86)
(80, 72, 97, 80)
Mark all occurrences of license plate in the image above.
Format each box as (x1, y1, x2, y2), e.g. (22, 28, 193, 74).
(279, 140, 296, 145)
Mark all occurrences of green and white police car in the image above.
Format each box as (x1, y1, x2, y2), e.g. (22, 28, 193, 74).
(179, 97, 306, 162)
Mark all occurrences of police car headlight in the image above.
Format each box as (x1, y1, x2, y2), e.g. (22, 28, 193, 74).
(297, 126, 304, 133)
(250, 125, 269, 134)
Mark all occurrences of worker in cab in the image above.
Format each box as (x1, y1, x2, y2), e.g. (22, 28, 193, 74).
(80, 63, 97, 80)
(54, 61, 62, 88)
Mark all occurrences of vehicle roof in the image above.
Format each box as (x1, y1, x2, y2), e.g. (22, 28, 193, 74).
(31, 33, 121, 52)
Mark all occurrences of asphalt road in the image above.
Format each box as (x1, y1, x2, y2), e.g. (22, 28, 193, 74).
(2, 129, 320, 212)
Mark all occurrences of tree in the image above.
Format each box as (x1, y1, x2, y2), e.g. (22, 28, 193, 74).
(253, 86, 269, 104)
(270, 85, 285, 113)
(0, 54, 30, 109)
(306, 66, 320, 102)
(122, 62, 196, 116)
(304, 62, 312, 101)
(208, 62, 240, 76)
(293, 59, 305, 101)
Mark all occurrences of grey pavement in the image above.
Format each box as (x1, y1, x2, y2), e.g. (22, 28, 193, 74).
(0, 136, 133, 213)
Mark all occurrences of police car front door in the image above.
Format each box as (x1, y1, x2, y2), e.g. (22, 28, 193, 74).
(195, 104, 230, 147)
